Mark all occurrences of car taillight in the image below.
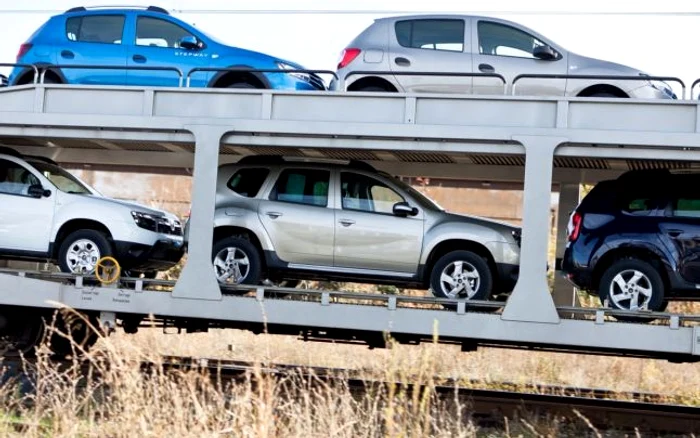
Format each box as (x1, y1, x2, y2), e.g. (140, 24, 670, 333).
(568, 211, 582, 242)
(337, 48, 361, 69)
(16, 43, 32, 61)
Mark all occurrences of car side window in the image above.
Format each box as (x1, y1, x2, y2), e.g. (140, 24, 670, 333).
(66, 15, 125, 44)
(478, 21, 546, 59)
(0, 159, 40, 196)
(136, 16, 198, 48)
(672, 197, 700, 218)
(226, 168, 269, 198)
(270, 169, 330, 207)
(395, 19, 465, 52)
(341, 172, 404, 214)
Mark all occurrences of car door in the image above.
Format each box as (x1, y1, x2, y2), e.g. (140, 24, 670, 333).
(388, 17, 473, 94)
(471, 18, 567, 96)
(60, 13, 127, 85)
(334, 171, 424, 273)
(660, 178, 700, 284)
(257, 167, 335, 267)
(0, 159, 55, 253)
(127, 14, 211, 87)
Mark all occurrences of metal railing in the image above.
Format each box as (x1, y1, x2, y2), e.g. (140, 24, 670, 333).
(184, 67, 337, 88)
(0, 63, 40, 85)
(512, 73, 686, 99)
(38, 64, 185, 86)
(4, 61, 700, 101)
(342, 70, 508, 94)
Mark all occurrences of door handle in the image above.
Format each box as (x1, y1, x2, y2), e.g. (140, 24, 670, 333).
(60, 50, 74, 59)
(394, 57, 411, 67)
(666, 229, 683, 237)
(339, 219, 355, 227)
(265, 211, 283, 219)
(478, 63, 495, 73)
(132, 54, 147, 63)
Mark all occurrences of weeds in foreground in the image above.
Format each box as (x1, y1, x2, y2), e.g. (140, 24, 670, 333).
(0, 310, 649, 438)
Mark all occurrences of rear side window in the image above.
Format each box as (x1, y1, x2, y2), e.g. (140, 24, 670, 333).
(226, 168, 269, 198)
(270, 169, 330, 207)
(66, 15, 125, 44)
(395, 19, 465, 52)
(672, 197, 700, 218)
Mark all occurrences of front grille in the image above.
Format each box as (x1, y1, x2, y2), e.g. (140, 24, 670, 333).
(156, 217, 182, 236)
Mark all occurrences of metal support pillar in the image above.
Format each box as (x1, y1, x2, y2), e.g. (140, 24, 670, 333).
(172, 125, 228, 301)
(501, 136, 565, 324)
(552, 183, 582, 309)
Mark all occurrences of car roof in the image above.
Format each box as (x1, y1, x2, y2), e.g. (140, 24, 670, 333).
(62, 5, 170, 15)
(219, 155, 378, 172)
(374, 13, 523, 25)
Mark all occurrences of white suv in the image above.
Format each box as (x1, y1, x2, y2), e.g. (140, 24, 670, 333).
(0, 147, 185, 277)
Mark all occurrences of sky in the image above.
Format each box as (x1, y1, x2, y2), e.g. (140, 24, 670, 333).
(1, 1, 700, 97)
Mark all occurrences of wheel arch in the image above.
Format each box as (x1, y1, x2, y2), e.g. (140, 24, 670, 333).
(207, 65, 270, 89)
(14, 64, 66, 85)
(213, 225, 266, 268)
(347, 75, 398, 92)
(591, 246, 671, 293)
(576, 83, 628, 98)
(423, 239, 497, 285)
(52, 219, 112, 258)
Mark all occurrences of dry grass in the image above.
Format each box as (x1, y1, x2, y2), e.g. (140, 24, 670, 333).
(0, 312, 626, 438)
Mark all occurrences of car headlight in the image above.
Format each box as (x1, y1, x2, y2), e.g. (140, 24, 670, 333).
(640, 73, 677, 99)
(276, 61, 311, 82)
(131, 211, 158, 232)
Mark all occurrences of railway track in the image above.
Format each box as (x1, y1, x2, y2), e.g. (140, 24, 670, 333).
(149, 356, 700, 435)
(1, 354, 698, 435)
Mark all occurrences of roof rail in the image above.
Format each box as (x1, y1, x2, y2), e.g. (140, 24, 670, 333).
(65, 5, 169, 14)
(0, 146, 23, 158)
(24, 155, 59, 167)
(235, 154, 377, 171)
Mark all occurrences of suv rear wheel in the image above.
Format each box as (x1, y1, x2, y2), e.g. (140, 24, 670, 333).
(212, 237, 262, 289)
(598, 258, 665, 320)
(58, 229, 112, 275)
(429, 250, 492, 301)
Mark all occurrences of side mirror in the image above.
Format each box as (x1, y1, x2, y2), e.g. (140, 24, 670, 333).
(393, 201, 418, 217)
(533, 45, 557, 61)
(179, 35, 199, 50)
(28, 184, 50, 198)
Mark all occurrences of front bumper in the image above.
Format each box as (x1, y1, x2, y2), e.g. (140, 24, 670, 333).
(114, 238, 185, 271)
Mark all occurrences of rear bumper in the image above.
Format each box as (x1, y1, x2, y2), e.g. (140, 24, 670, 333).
(114, 239, 185, 272)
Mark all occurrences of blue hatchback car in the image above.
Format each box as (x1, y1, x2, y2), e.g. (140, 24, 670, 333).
(9, 5, 325, 91)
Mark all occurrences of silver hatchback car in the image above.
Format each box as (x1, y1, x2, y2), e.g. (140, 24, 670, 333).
(332, 14, 676, 99)
(185, 156, 522, 301)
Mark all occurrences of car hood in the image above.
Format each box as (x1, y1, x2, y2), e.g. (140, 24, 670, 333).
(82, 194, 174, 218)
(215, 42, 304, 68)
(568, 52, 644, 76)
(442, 211, 520, 233)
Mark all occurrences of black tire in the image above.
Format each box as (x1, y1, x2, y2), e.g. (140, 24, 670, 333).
(212, 237, 262, 291)
(598, 258, 665, 322)
(227, 82, 258, 89)
(429, 250, 493, 302)
(42, 75, 60, 84)
(589, 92, 619, 98)
(356, 86, 388, 92)
(57, 229, 113, 275)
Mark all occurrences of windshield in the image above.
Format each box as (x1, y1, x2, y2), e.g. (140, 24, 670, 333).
(387, 174, 444, 211)
(28, 160, 93, 195)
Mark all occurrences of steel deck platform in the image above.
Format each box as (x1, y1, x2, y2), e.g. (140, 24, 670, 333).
(1, 83, 700, 361)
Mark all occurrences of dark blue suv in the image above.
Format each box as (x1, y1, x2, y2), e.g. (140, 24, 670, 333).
(562, 169, 700, 317)
(9, 5, 325, 91)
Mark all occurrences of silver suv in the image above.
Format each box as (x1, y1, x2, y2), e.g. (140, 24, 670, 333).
(332, 14, 675, 99)
(0, 147, 184, 277)
(187, 156, 521, 301)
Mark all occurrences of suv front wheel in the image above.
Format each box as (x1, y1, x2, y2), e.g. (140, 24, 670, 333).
(58, 229, 113, 275)
(429, 250, 493, 301)
(212, 237, 262, 288)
